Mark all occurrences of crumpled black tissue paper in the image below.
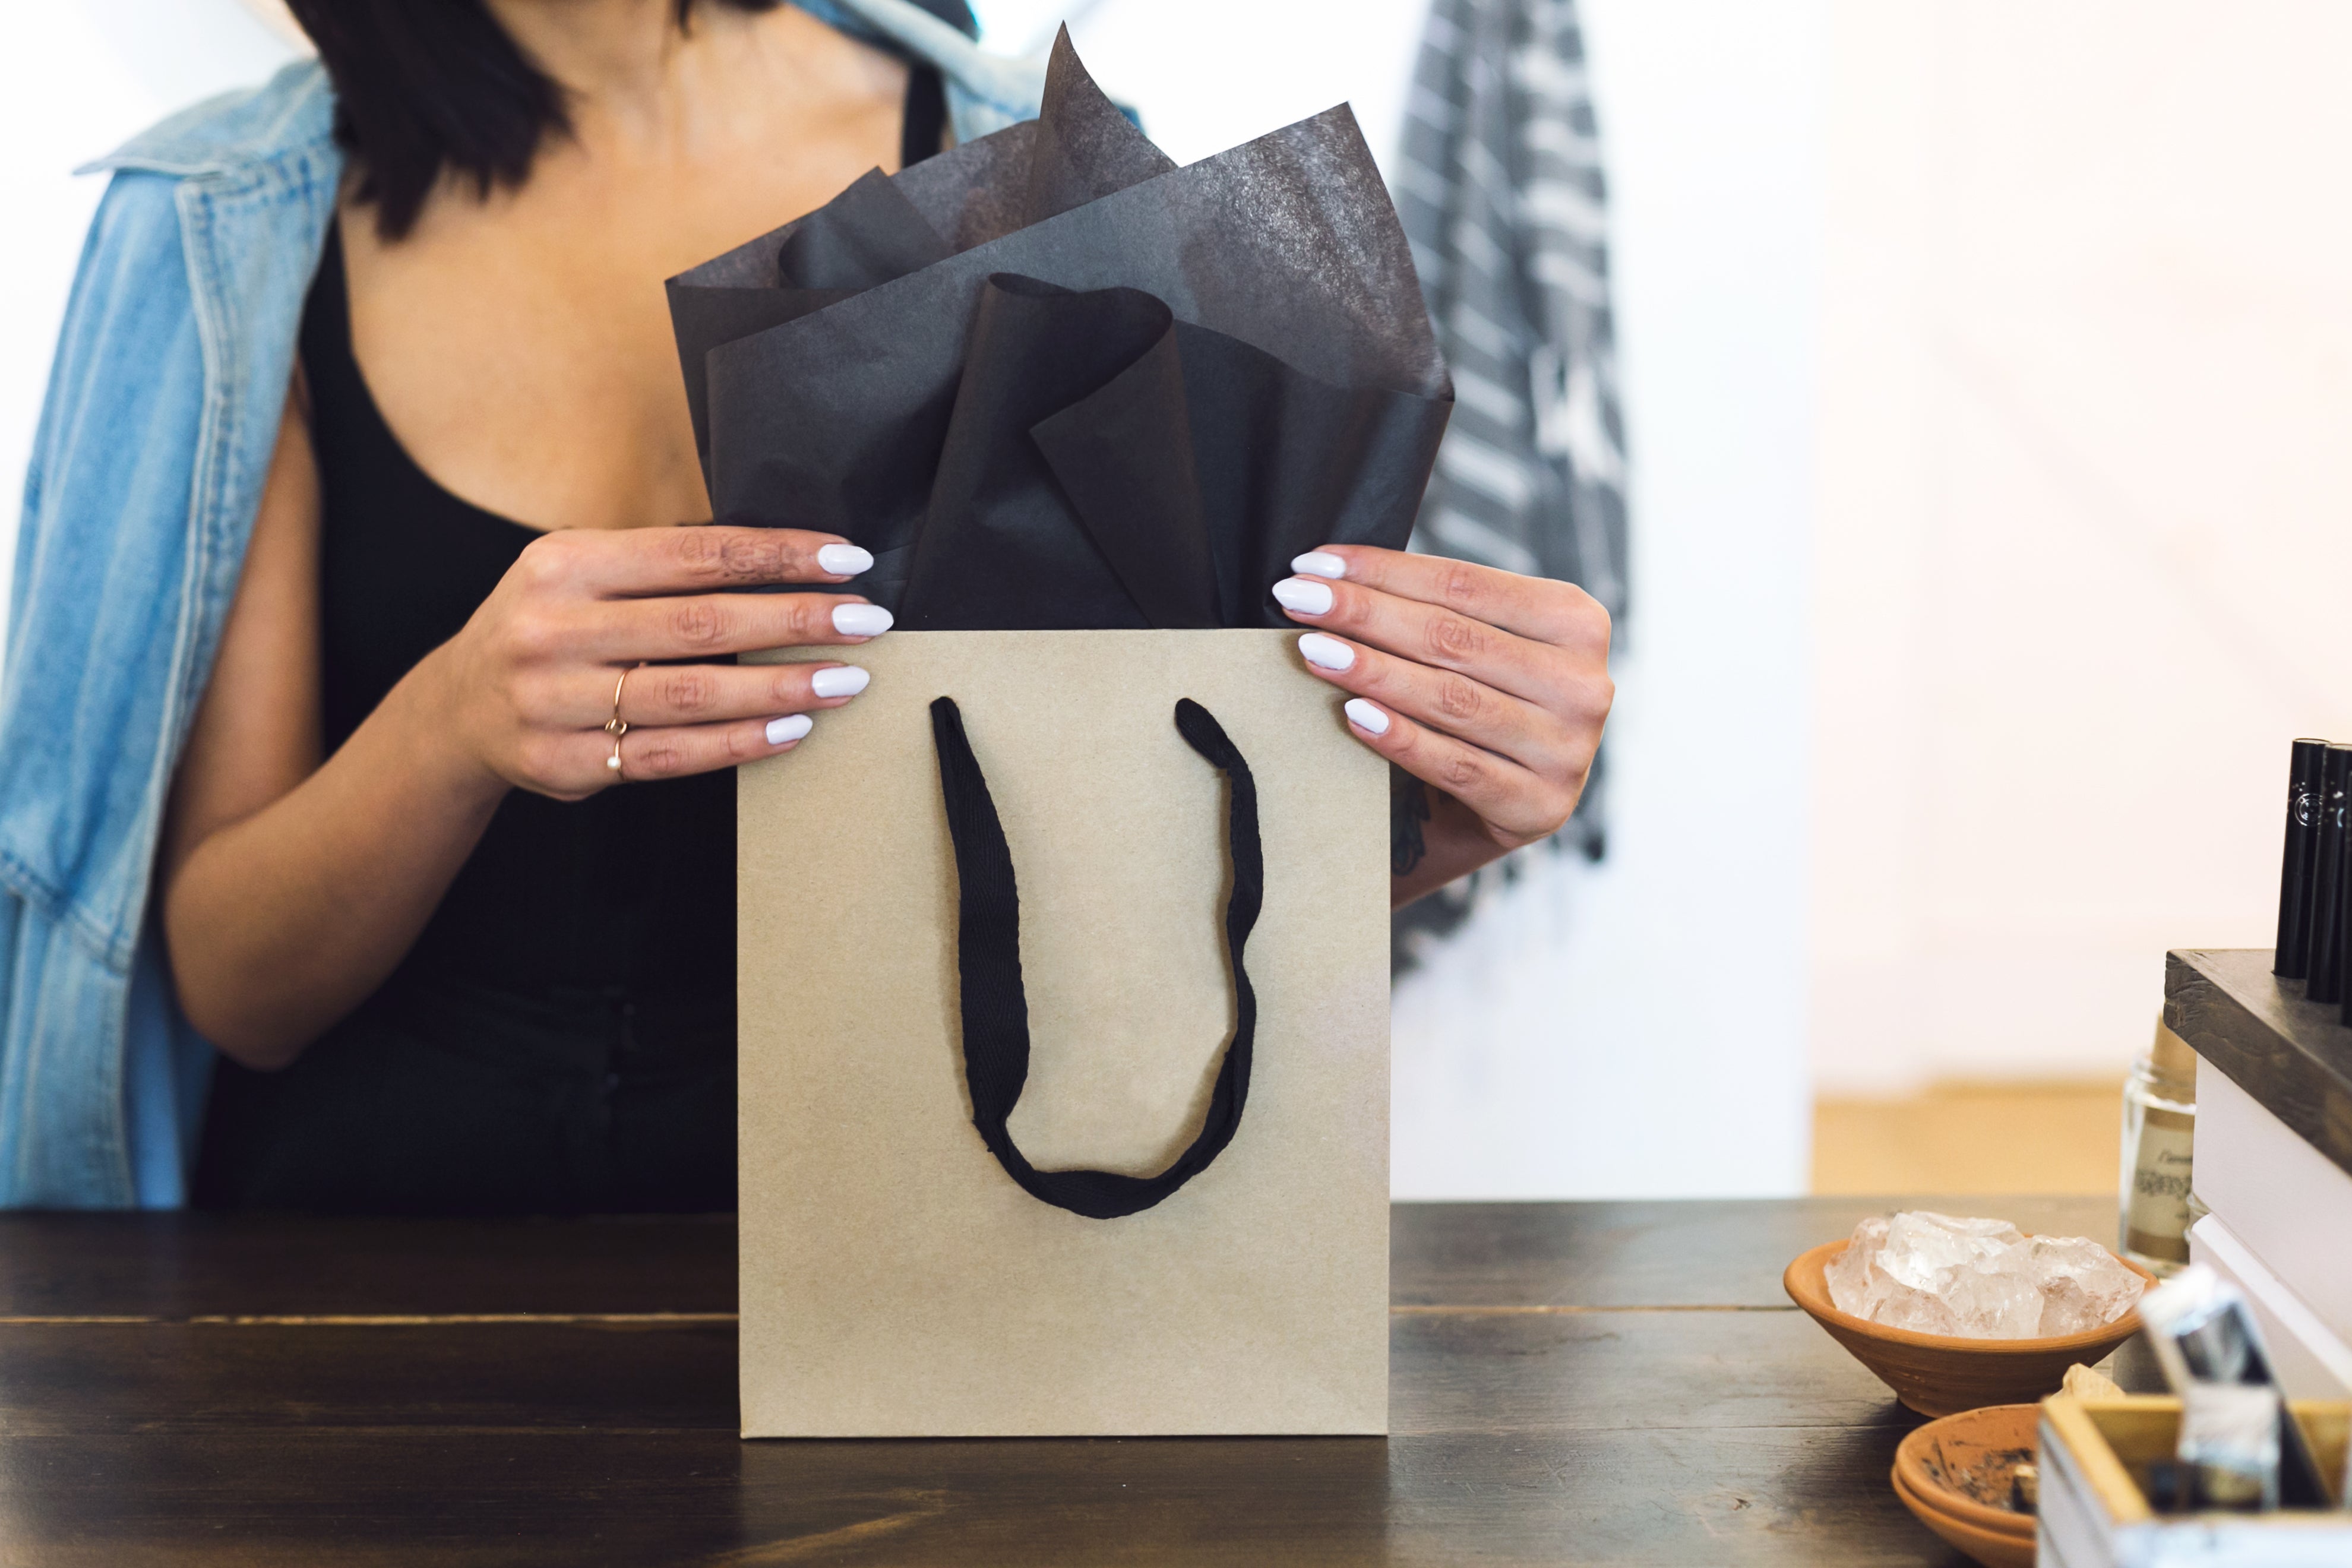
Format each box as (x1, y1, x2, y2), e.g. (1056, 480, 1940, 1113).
(666, 30, 1453, 631)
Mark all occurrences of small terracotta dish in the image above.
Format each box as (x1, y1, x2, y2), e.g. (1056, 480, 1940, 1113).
(1892, 1464, 2034, 1568)
(1784, 1239, 2152, 1417)
(1894, 1402, 2040, 1534)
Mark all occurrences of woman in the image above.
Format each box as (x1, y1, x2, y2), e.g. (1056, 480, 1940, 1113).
(0, 0, 1612, 1211)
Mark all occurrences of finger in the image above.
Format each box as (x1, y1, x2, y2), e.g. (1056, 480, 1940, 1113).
(1292, 631, 1579, 778)
(520, 526, 876, 598)
(1288, 546, 1608, 651)
(1333, 696, 1577, 848)
(587, 592, 893, 662)
(1273, 571, 1563, 709)
(604, 660, 872, 729)
(589, 712, 817, 790)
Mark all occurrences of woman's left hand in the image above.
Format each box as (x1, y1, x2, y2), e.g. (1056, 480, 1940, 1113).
(1271, 546, 1615, 903)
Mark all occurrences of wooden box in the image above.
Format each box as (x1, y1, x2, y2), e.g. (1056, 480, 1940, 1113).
(2038, 1395, 2350, 1567)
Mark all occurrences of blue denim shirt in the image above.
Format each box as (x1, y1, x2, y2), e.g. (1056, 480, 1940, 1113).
(0, 0, 1043, 1208)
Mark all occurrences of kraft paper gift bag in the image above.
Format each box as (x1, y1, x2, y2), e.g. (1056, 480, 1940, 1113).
(669, 31, 1450, 1438)
(738, 630, 1390, 1436)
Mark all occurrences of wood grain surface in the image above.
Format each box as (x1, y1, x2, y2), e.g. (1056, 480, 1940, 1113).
(0, 1197, 2124, 1565)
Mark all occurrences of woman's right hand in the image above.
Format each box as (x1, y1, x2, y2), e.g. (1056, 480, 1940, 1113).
(418, 524, 889, 801)
(162, 396, 894, 1065)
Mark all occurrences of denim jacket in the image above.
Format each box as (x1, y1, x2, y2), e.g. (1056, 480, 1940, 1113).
(0, 0, 1042, 1207)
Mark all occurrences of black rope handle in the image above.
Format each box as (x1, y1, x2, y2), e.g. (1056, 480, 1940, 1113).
(928, 696, 1263, 1219)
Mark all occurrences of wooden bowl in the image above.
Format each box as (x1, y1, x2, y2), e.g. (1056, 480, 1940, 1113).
(1892, 1465, 2035, 1568)
(1893, 1403, 2040, 1535)
(1784, 1238, 2152, 1417)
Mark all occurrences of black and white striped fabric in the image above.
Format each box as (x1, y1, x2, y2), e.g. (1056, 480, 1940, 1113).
(1390, 0, 1626, 956)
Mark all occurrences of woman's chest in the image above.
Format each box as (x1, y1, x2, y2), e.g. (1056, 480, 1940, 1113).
(339, 77, 906, 533)
(347, 224, 707, 530)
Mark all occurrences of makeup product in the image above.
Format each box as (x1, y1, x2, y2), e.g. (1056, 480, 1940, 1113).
(2303, 745, 2352, 1004)
(2138, 1266, 2337, 1510)
(2275, 738, 2330, 978)
(2337, 909, 2352, 1028)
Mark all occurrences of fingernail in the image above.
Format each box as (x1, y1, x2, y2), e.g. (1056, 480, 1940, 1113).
(817, 543, 873, 576)
(1298, 632, 1354, 671)
(832, 604, 893, 637)
(1343, 698, 1390, 736)
(766, 714, 813, 745)
(1272, 577, 1335, 615)
(810, 665, 870, 698)
(1292, 551, 1347, 579)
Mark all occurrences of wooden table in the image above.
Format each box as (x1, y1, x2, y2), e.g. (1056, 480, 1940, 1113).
(0, 1196, 2139, 1564)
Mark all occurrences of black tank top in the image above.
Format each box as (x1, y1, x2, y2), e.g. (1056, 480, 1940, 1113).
(308, 222, 738, 1001)
(192, 72, 947, 1214)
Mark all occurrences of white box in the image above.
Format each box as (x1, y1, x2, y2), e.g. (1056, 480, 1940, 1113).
(2191, 1060, 2352, 1348)
(2188, 1213, 2352, 1402)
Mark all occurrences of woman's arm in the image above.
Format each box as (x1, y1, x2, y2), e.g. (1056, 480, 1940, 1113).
(159, 390, 505, 1066)
(159, 390, 890, 1070)
(1269, 548, 1616, 910)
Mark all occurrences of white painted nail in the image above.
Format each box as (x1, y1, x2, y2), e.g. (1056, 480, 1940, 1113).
(766, 714, 813, 745)
(1343, 698, 1390, 736)
(816, 543, 874, 576)
(1272, 577, 1335, 615)
(810, 665, 870, 698)
(1298, 632, 1354, 672)
(832, 603, 893, 637)
(1291, 551, 1347, 580)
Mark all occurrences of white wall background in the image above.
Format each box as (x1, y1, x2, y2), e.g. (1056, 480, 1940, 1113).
(1812, 0, 2352, 1094)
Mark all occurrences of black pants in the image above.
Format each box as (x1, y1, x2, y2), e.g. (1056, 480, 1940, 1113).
(193, 972, 734, 1215)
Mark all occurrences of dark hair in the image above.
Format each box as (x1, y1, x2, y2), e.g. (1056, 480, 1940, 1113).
(286, 0, 782, 241)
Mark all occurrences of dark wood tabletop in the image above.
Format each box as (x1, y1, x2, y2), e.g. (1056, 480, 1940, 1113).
(0, 1195, 2133, 1566)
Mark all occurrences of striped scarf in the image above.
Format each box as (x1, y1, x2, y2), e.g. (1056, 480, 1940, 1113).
(1390, 0, 1627, 956)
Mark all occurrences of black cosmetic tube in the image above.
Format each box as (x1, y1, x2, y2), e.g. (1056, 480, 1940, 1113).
(2304, 745, 2352, 1004)
(2275, 739, 2330, 978)
(2339, 916, 2352, 1026)
(2335, 862, 2352, 1027)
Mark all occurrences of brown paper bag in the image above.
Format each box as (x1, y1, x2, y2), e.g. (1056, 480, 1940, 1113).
(738, 630, 1390, 1437)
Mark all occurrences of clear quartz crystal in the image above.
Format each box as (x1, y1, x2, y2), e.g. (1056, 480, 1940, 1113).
(1824, 1210, 2145, 1339)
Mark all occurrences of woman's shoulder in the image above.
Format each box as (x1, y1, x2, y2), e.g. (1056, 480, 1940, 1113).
(815, 0, 1044, 138)
(46, 57, 342, 415)
(83, 57, 337, 182)
(24, 58, 341, 612)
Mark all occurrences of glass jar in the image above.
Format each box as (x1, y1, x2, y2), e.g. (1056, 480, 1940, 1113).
(2119, 1022, 2198, 1276)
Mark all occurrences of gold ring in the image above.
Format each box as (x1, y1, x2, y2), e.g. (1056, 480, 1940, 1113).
(605, 663, 641, 774)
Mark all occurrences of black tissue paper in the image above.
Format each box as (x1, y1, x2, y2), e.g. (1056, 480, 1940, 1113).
(665, 30, 1452, 631)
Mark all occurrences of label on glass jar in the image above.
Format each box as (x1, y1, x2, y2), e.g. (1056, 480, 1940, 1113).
(2126, 1105, 2195, 1263)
